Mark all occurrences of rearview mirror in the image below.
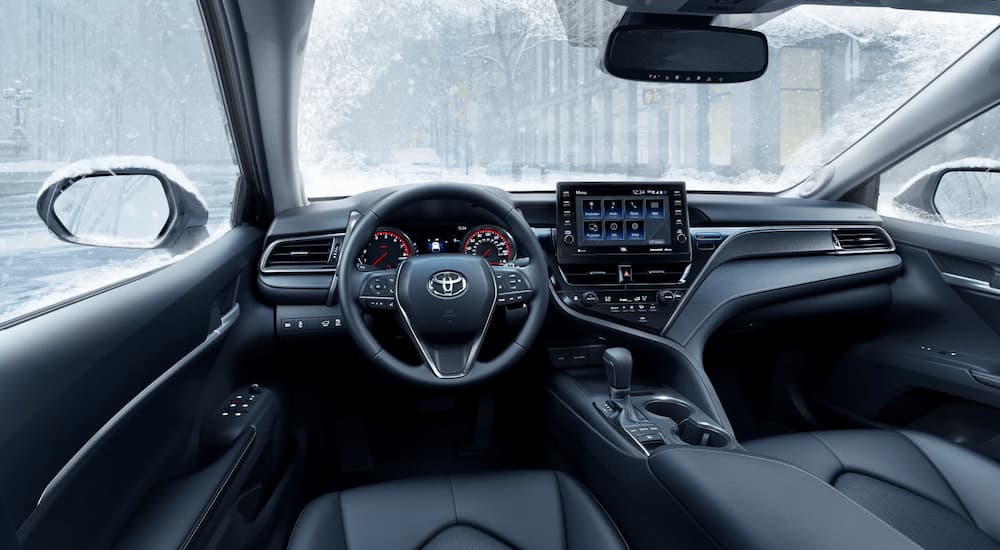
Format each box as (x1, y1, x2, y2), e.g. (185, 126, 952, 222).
(36, 157, 210, 253)
(604, 14, 768, 84)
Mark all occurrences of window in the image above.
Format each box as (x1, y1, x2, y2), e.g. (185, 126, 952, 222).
(878, 103, 1000, 235)
(779, 47, 823, 167)
(299, 2, 997, 195)
(0, 1, 238, 325)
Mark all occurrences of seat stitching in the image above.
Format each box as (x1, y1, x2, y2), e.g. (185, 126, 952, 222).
(896, 431, 977, 525)
(447, 474, 459, 526)
(337, 493, 348, 550)
(554, 471, 568, 550)
(808, 432, 846, 480)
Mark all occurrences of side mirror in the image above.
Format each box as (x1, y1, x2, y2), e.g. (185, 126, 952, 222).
(36, 157, 210, 253)
(893, 165, 1000, 228)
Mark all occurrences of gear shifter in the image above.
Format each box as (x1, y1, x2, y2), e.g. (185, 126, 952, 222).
(603, 347, 641, 423)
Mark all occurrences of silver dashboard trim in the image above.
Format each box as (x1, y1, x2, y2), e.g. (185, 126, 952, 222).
(942, 272, 1000, 296)
(661, 225, 895, 334)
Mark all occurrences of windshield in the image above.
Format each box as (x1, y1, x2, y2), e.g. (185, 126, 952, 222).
(299, 1, 998, 197)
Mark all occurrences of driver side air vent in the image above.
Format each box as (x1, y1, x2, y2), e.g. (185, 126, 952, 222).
(261, 235, 341, 273)
(832, 227, 893, 253)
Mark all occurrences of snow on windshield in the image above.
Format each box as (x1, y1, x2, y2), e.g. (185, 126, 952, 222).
(300, 1, 997, 196)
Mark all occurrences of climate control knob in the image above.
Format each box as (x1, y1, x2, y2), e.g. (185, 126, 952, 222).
(657, 290, 674, 304)
(581, 291, 599, 307)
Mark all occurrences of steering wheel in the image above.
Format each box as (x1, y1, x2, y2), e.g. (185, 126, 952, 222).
(337, 183, 549, 386)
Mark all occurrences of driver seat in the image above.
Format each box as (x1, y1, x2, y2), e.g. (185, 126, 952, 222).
(287, 470, 627, 550)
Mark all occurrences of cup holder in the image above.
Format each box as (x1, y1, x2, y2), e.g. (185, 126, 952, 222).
(643, 399, 692, 424)
(676, 420, 730, 448)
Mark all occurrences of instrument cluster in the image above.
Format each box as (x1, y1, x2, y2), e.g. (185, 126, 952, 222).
(357, 224, 517, 271)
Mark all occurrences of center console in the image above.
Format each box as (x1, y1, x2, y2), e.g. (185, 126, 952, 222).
(554, 181, 694, 332)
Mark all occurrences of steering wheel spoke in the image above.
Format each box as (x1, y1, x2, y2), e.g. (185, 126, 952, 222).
(357, 271, 397, 311)
(491, 266, 534, 306)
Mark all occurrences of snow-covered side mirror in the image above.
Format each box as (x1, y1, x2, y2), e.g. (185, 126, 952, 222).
(36, 156, 209, 253)
(893, 160, 1000, 229)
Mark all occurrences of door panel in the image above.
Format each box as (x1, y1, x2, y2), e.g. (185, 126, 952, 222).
(819, 217, 1000, 458)
(0, 227, 289, 550)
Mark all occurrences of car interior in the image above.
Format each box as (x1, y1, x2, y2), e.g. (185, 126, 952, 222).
(5, 0, 1000, 549)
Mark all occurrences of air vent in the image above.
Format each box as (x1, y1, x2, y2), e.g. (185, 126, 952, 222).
(261, 235, 340, 273)
(559, 263, 688, 285)
(631, 266, 688, 285)
(560, 264, 620, 285)
(832, 228, 893, 253)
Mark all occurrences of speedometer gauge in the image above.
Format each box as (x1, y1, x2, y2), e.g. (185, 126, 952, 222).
(462, 225, 516, 266)
(358, 228, 413, 270)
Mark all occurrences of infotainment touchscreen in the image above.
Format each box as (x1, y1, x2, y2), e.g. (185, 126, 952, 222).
(556, 182, 691, 263)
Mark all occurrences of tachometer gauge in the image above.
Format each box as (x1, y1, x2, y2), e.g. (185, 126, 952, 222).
(358, 228, 413, 270)
(462, 225, 516, 266)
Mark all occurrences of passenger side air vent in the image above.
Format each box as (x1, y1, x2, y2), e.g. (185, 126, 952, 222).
(630, 266, 689, 285)
(832, 228, 893, 253)
(261, 235, 341, 273)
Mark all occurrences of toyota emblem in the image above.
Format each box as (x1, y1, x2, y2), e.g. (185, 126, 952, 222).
(428, 270, 468, 299)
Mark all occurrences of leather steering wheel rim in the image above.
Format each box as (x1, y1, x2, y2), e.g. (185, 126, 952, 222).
(337, 183, 548, 386)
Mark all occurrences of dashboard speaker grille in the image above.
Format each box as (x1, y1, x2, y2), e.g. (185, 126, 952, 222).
(832, 228, 893, 252)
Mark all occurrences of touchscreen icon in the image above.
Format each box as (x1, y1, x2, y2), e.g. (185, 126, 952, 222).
(604, 221, 624, 240)
(646, 199, 665, 219)
(627, 221, 645, 240)
(584, 221, 602, 240)
(626, 200, 644, 219)
(582, 200, 602, 220)
(603, 200, 623, 220)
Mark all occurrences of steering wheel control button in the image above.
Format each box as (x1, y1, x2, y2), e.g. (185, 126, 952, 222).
(363, 297, 395, 310)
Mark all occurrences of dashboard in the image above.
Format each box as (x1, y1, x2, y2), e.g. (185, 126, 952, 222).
(357, 224, 517, 271)
(258, 184, 900, 350)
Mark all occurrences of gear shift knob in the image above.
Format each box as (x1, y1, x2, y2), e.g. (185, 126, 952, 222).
(603, 347, 633, 400)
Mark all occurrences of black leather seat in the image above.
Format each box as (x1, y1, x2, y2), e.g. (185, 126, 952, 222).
(746, 429, 1000, 550)
(287, 470, 627, 550)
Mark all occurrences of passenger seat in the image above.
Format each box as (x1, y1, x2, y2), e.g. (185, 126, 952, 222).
(746, 430, 1000, 550)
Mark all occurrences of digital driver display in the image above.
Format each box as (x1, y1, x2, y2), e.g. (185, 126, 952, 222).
(557, 182, 691, 263)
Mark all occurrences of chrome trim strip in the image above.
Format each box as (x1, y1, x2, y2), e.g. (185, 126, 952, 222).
(259, 233, 343, 274)
(662, 225, 894, 333)
(942, 272, 1000, 296)
(621, 427, 653, 457)
(394, 260, 498, 379)
(36, 303, 241, 508)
